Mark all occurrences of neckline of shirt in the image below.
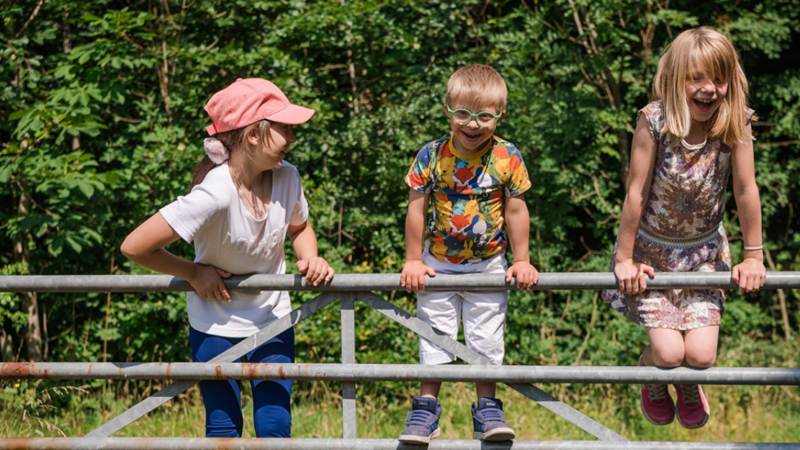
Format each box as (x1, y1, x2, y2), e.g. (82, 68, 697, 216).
(447, 133, 495, 160)
(223, 162, 273, 223)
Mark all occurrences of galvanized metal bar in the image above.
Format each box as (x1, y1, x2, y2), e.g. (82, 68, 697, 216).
(5, 362, 798, 385)
(2, 438, 797, 450)
(2, 272, 799, 293)
(86, 292, 339, 438)
(355, 292, 627, 442)
(341, 294, 357, 439)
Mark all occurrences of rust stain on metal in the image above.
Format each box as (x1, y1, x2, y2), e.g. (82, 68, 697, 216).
(277, 365, 286, 380)
(1, 363, 33, 379)
(215, 365, 223, 379)
(247, 363, 257, 380)
(165, 362, 172, 378)
(213, 437, 240, 449)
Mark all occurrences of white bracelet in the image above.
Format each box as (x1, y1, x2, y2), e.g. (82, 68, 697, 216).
(743, 245, 763, 251)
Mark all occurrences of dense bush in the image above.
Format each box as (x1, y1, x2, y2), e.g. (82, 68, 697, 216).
(1, 1, 798, 385)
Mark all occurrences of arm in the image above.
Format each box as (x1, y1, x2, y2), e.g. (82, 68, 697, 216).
(288, 220, 334, 286)
(401, 189, 435, 293)
(614, 114, 658, 294)
(730, 123, 766, 293)
(120, 212, 232, 301)
(504, 193, 539, 290)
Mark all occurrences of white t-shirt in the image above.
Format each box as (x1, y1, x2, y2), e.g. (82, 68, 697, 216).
(160, 161, 308, 337)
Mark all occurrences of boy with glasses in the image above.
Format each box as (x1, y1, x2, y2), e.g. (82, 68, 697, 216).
(399, 64, 539, 443)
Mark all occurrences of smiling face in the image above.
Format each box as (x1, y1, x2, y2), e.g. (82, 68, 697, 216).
(445, 102, 505, 156)
(247, 121, 297, 169)
(685, 67, 729, 124)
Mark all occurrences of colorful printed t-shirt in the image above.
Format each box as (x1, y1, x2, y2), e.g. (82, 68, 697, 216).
(406, 133, 531, 264)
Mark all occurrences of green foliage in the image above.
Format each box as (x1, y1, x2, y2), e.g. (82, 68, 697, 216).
(0, 0, 798, 406)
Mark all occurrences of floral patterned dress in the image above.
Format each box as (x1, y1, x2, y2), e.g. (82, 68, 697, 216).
(602, 100, 753, 330)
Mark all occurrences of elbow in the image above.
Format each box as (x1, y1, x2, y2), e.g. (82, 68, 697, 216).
(120, 236, 139, 261)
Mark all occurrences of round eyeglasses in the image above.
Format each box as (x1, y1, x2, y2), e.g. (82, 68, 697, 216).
(446, 104, 502, 128)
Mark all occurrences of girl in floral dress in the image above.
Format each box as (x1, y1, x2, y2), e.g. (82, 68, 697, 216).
(602, 27, 766, 429)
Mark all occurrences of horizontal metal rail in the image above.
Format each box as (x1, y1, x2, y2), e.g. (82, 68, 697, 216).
(3, 362, 800, 385)
(1, 272, 799, 292)
(1, 438, 798, 450)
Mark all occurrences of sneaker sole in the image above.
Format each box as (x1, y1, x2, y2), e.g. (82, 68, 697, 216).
(640, 388, 674, 426)
(398, 428, 441, 444)
(473, 427, 515, 441)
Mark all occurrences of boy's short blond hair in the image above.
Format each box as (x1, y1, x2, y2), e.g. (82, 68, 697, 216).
(445, 65, 507, 113)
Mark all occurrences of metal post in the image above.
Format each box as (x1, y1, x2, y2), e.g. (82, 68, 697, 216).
(341, 293, 357, 438)
(3, 272, 800, 293)
(2, 438, 800, 449)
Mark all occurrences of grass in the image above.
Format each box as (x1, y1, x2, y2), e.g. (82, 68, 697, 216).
(1, 377, 798, 442)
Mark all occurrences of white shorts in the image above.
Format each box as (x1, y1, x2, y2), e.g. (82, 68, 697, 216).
(417, 250, 508, 366)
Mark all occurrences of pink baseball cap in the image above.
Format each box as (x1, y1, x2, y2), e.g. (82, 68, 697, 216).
(204, 78, 315, 135)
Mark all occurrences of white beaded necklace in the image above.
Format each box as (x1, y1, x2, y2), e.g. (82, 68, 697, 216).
(681, 136, 707, 151)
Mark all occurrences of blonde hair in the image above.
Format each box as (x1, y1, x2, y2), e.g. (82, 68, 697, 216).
(653, 27, 754, 145)
(190, 120, 273, 190)
(445, 64, 508, 113)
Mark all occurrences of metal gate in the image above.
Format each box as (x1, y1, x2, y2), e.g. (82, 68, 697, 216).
(1, 272, 799, 449)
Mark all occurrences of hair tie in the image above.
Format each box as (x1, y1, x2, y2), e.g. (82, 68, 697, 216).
(204, 138, 229, 164)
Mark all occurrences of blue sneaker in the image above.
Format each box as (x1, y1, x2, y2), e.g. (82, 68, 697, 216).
(398, 396, 442, 444)
(472, 397, 515, 441)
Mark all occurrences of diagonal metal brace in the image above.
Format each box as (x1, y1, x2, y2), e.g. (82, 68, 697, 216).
(357, 291, 627, 442)
(86, 292, 339, 437)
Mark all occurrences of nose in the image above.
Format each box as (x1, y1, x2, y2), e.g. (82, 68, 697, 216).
(700, 79, 715, 93)
(466, 118, 480, 129)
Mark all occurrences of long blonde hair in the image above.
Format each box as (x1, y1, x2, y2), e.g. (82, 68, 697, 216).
(653, 27, 754, 144)
(190, 120, 273, 190)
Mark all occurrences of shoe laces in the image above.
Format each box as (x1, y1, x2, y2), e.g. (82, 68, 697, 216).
(646, 383, 668, 402)
(678, 384, 700, 404)
(478, 407, 506, 422)
(406, 409, 435, 426)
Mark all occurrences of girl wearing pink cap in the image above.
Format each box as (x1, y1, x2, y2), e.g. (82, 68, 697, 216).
(121, 78, 333, 437)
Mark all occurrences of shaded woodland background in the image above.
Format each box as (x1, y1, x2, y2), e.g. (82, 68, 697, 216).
(1, 0, 798, 394)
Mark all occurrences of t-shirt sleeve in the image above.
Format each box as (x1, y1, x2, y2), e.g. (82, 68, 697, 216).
(405, 143, 434, 194)
(289, 182, 309, 226)
(503, 145, 531, 197)
(745, 107, 756, 125)
(159, 183, 223, 244)
(637, 101, 662, 142)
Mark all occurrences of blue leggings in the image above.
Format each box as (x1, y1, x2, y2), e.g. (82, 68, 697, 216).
(189, 327, 294, 437)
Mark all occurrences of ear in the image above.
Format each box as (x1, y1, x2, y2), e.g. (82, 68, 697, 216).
(246, 129, 260, 147)
(496, 110, 506, 125)
(443, 103, 450, 117)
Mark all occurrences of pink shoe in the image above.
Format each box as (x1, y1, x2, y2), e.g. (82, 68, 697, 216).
(675, 383, 710, 429)
(639, 355, 675, 425)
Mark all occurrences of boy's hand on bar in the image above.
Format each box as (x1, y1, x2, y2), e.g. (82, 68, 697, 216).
(506, 261, 539, 290)
(401, 260, 436, 294)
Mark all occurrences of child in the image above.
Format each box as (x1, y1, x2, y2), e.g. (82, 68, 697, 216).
(602, 27, 766, 429)
(120, 78, 334, 437)
(399, 64, 538, 444)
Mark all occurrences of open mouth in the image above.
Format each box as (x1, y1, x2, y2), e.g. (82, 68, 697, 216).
(461, 130, 483, 142)
(693, 98, 715, 113)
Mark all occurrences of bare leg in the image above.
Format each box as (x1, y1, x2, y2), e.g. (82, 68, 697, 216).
(476, 382, 496, 399)
(683, 326, 719, 368)
(421, 381, 442, 399)
(643, 327, 685, 367)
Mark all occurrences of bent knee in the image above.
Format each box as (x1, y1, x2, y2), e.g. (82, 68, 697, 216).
(685, 352, 717, 369)
(651, 348, 685, 368)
